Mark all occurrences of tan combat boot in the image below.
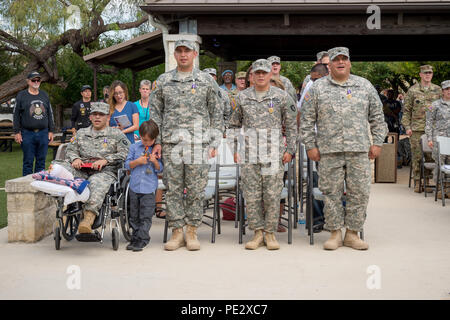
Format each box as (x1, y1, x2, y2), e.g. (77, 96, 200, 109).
(343, 229, 369, 250)
(323, 229, 343, 250)
(185, 225, 201, 251)
(245, 229, 264, 250)
(78, 211, 96, 234)
(264, 232, 280, 250)
(414, 180, 422, 193)
(164, 227, 185, 251)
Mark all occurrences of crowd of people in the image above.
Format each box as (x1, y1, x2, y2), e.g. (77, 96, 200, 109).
(12, 39, 450, 252)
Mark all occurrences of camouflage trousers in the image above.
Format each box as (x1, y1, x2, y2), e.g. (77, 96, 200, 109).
(53, 161, 116, 216)
(411, 131, 433, 180)
(318, 152, 371, 232)
(241, 161, 284, 233)
(162, 143, 209, 229)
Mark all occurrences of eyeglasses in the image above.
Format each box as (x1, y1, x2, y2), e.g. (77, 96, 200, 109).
(30, 79, 41, 83)
(423, 71, 433, 75)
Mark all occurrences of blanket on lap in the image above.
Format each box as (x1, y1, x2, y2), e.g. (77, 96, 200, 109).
(32, 171, 90, 194)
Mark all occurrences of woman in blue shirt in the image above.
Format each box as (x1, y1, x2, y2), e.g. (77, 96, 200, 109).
(108, 80, 139, 144)
(134, 79, 152, 140)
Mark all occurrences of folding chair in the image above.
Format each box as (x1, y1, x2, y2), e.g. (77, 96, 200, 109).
(419, 134, 436, 197)
(54, 143, 68, 161)
(435, 136, 450, 206)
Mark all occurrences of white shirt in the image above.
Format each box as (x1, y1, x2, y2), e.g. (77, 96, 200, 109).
(297, 79, 314, 111)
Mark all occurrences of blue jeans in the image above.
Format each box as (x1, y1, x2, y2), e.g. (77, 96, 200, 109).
(21, 129, 49, 176)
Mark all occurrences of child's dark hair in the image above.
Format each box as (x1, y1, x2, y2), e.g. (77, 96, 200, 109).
(139, 119, 159, 140)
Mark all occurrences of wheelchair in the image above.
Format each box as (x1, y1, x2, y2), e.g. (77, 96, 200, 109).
(52, 166, 130, 251)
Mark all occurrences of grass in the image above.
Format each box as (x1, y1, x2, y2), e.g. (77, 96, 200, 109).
(0, 143, 53, 229)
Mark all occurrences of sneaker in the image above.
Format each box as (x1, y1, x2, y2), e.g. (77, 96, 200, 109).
(133, 241, 146, 252)
(126, 242, 136, 250)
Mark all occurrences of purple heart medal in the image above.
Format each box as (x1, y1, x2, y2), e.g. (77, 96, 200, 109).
(347, 88, 352, 99)
(268, 99, 274, 114)
(191, 82, 197, 94)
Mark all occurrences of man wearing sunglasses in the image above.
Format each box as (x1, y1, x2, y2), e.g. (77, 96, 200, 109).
(13, 71, 54, 176)
(401, 65, 442, 193)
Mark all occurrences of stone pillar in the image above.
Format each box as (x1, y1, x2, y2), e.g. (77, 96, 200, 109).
(163, 34, 202, 72)
(5, 175, 56, 243)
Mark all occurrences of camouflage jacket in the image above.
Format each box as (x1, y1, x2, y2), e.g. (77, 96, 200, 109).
(425, 98, 450, 142)
(229, 86, 298, 156)
(402, 82, 441, 132)
(149, 68, 224, 148)
(65, 126, 130, 174)
(300, 74, 387, 154)
(280, 75, 298, 104)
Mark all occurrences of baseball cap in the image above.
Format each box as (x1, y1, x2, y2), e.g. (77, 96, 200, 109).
(203, 68, 217, 76)
(236, 71, 247, 79)
(267, 56, 281, 64)
(316, 51, 328, 61)
(420, 65, 433, 73)
(27, 71, 41, 79)
(81, 85, 92, 92)
(174, 39, 196, 51)
(328, 47, 350, 61)
(441, 80, 450, 89)
(221, 70, 234, 77)
(252, 59, 271, 73)
(90, 102, 110, 115)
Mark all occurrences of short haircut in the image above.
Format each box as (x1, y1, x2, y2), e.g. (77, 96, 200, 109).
(139, 119, 159, 140)
(140, 79, 152, 88)
(311, 63, 329, 76)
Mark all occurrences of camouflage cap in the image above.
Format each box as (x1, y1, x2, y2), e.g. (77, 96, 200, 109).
(174, 39, 196, 51)
(252, 59, 271, 73)
(90, 102, 110, 115)
(316, 51, 328, 61)
(267, 56, 281, 64)
(203, 68, 217, 76)
(236, 71, 247, 79)
(441, 80, 450, 89)
(328, 47, 350, 61)
(420, 65, 433, 73)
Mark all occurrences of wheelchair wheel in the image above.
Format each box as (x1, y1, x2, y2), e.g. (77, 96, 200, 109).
(61, 214, 81, 241)
(112, 228, 119, 251)
(119, 177, 133, 242)
(54, 226, 61, 250)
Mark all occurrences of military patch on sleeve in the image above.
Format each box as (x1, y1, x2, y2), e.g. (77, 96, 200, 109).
(70, 135, 76, 143)
(290, 105, 297, 112)
(231, 97, 237, 110)
(122, 139, 130, 146)
(304, 92, 311, 102)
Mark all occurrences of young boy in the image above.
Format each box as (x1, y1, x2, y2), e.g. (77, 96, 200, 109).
(125, 120, 163, 251)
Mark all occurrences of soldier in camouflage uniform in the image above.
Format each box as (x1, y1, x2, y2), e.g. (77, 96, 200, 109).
(267, 56, 298, 104)
(53, 102, 130, 233)
(300, 47, 387, 251)
(228, 59, 298, 250)
(402, 65, 442, 192)
(425, 80, 450, 197)
(150, 40, 223, 251)
(203, 68, 232, 129)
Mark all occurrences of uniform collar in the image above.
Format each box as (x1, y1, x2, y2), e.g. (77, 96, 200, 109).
(247, 86, 274, 102)
(441, 98, 450, 106)
(170, 67, 201, 82)
(86, 126, 108, 137)
(327, 74, 359, 87)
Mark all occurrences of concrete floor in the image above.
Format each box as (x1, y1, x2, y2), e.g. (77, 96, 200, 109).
(0, 166, 449, 300)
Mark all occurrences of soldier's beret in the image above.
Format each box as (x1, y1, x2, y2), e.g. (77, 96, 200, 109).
(174, 39, 197, 51)
(267, 56, 281, 64)
(420, 65, 433, 73)
(252, 59, 271, 73)
(90, 102, 110, 115)
(203, 68, 217, 76)
(441, 80, 450, 89)
(328, 47, 350, 61)
(221, 69, 234, 77)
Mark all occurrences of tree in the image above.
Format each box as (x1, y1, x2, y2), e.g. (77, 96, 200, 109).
(0, 0, 150, 103)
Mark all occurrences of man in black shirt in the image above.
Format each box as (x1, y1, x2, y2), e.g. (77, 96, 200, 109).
(13, 71, 54, 176)
(71, 85, 92, 133)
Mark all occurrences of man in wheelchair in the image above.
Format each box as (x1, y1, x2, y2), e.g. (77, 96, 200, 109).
(53, 102, 130, 233)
